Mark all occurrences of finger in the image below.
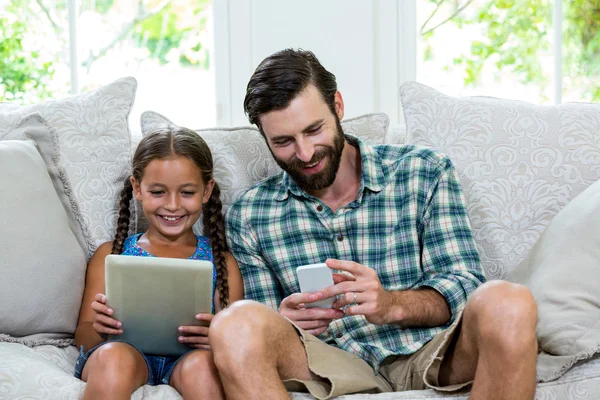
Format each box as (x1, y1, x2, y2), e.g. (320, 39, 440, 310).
(285, 307, 344, 322)
(189, 344, 211, 350)
(195, 313, 214, 323)
(91, 301, 114, 316)
(282, 292, 325, 309)
(178, 326, 210, 337)
(333, 291, 360, 309)
(94, 293, 107, 304)
(306, 326, 329, 336)
(93, 322, 122, 336)
(332, 273, 355, 284)
(178, 335, 210, 345)
(295, 319, 332, 331)
(344, 304, 371, 318)
(95, 314, 122, 329)
(318, 281, 367, 300)
(325, 259, 368, 276)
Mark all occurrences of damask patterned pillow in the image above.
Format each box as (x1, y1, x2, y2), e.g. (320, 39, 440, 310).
(139, 111, 389, 234)
(401, 81, 600, 279)
(0, 77, 137, 255)
(140, 111, 390, 206)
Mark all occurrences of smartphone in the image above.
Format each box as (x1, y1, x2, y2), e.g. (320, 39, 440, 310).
(296, 263, 335, 308)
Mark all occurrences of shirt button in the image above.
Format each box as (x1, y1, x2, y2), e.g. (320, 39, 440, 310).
(316, 205, 323, 212)
(337, 234, 343, 242)
(336, 332, 343, 339)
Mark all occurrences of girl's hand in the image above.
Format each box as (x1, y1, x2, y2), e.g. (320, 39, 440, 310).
(178, 313, 213, 350)
(90, 293, 123, 338)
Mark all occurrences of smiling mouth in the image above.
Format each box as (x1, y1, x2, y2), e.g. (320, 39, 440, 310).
(160, 215, 185, 222)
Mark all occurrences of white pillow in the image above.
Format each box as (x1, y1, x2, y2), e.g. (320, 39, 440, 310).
(509, 179, 600, 382)
(401, 81, 600, 279)
(0, 77, 138, 255)
(0, 139, 86, 342)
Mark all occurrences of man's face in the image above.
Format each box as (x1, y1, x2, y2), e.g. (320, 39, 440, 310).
(259, 85, 345, 192)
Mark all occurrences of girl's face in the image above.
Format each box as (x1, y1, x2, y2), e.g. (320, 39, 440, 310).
(131, 156, 214, 241)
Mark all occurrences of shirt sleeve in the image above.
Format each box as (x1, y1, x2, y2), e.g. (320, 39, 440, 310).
(414, 156, 486, 321)
(225, 201, 283, 310)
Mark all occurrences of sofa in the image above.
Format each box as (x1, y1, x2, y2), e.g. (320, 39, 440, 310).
(1, 77, 600, 399)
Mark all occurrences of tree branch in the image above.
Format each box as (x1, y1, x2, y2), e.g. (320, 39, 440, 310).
(421, 0, 476, 37)
(420, 0, 444, 36)
(82, 0, 170, 70)
(35, 0, 60, 33)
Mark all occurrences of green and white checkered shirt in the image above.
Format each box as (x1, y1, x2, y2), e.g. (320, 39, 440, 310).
(226, 135, 486, 371)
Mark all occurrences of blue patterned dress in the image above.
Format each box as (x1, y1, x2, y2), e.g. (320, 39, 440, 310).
(122, 233, 217, 313)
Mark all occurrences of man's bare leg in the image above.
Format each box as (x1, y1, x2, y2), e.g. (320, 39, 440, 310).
(439, 280, 538, 400)
(209, 300, 318, 400)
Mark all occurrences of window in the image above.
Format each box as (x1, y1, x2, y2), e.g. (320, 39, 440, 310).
(416, 0, 600, 104)
(1, 0, 215, 134)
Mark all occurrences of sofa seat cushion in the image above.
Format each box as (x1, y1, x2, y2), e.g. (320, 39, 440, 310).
(2, 342, 599, 399)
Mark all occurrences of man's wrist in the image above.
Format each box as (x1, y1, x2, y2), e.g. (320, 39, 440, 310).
(381, 290, 406, 325)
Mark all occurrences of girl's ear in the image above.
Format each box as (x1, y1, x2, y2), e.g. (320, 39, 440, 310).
(202, 179, 215, 204)
(130, 176, 142, 201)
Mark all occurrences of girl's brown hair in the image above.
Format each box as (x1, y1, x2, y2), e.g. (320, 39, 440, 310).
(111, 127, 230, 309)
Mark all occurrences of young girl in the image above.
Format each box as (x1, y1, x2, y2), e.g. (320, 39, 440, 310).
(74, 127, 243, 400)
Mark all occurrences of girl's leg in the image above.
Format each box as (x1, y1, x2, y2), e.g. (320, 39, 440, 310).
(80, 342, 149, 400)
(170, 349, 225, 400)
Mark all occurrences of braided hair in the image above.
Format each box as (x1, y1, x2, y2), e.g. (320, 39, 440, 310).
(111, 127, 230, 309)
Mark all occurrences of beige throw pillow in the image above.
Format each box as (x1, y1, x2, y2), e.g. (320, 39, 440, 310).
(509, 179, 600, 381)
(0, 140, 87, 341)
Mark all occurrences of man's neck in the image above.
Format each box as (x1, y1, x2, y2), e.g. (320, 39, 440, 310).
(307, 140, 362, 213)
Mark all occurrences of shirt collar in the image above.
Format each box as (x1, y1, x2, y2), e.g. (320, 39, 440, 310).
(274, 134, 385, 201)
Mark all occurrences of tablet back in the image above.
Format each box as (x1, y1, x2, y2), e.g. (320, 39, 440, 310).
(105, 254, 214, 356)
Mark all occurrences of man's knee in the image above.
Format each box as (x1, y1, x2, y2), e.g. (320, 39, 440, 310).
(466, 280, 538, 350)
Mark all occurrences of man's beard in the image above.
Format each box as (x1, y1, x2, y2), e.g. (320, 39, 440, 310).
(272, 119, 345, 192)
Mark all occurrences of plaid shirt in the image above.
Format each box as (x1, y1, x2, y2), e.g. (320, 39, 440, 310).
(226, 135, 485, 371)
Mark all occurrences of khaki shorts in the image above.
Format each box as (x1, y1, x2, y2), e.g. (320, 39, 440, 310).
(283, 313, 472, 400)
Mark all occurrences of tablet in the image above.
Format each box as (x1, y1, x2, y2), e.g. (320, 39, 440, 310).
(105, 254, 214, 356)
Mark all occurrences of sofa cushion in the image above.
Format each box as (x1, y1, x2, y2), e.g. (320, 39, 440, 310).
(509, 179, 600, 381)
(0, 77, 137, 255)
(0, 139, 86, 340)
(139, 111, 390, 234)
(400, 81, 600, 279)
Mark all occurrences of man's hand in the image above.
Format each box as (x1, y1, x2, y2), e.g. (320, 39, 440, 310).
(178, 313, 213, 350)
(279, 292, 344, 336)
(318, 259, 395, 325)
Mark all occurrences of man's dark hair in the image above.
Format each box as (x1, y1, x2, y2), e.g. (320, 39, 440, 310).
(243, 49, 338, 130)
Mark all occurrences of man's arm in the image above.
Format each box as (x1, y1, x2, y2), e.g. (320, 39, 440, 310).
(226, 202, 282, 309)
(409, 156, 485, 323)
(323, 156, 485, 327)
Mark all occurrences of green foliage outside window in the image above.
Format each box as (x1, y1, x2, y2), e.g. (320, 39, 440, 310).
(422, 0, 600, 101)
(0, 1, 55, 102)
(0, 0, 211, 103)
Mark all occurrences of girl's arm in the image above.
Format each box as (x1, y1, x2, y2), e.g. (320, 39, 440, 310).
(74, 241, 114, 351)
(214, 252, 244, 313)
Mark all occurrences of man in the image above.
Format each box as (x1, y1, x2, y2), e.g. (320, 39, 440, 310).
(210, 49, 538, 400)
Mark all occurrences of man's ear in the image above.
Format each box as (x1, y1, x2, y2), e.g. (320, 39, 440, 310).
(334, 91, 345, 121)
(202, 179, 216, 204)
(130, 176, 142, 201)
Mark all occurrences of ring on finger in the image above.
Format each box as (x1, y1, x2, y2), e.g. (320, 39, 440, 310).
(352, 291, 357, 306)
